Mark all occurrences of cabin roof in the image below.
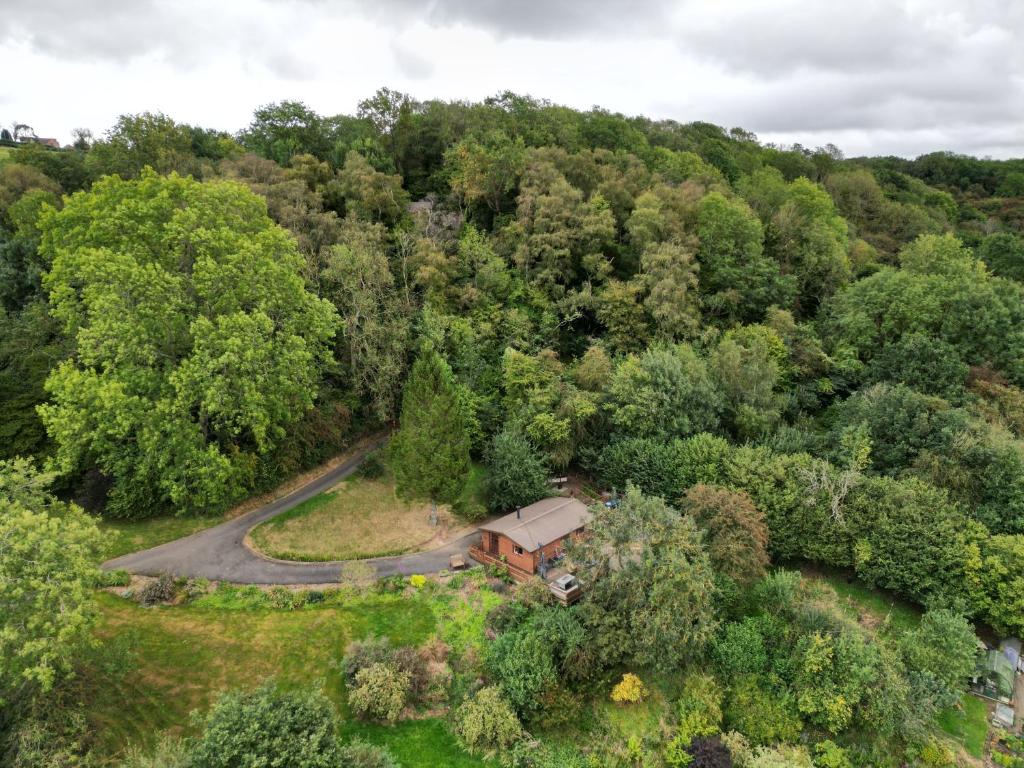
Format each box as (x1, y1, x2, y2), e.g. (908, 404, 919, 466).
(479, 496, 591, 553)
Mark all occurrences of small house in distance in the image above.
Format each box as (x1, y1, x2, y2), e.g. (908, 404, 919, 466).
(471, 497, 591, 580)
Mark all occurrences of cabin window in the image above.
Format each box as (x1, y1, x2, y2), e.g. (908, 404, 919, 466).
(513, 545, 524, 556)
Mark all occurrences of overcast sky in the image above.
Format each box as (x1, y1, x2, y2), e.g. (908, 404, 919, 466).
(1, 0, 1022, 159)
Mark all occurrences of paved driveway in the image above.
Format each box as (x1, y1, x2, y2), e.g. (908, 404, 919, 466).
(103, 446, 479, 584)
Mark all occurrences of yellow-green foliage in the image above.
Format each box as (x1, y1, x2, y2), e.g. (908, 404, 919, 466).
(610, 673, 647, 704)
(409, 574, 427, 589)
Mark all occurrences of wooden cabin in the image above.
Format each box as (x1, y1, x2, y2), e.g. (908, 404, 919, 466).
(471, 497, 592, 579)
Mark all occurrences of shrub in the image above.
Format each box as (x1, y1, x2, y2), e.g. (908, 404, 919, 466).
(713, 618, 770, 678)
(357, 451, 386, 479)
(138, 573, 178, 606)
(687, 736, 733, 768)
(390, 646, 431, 703)
(268, 586, 297, 609)
(409, 574, 427, 589)
(348, 663, 410, 722)
(453, 686, 523, 755)
(514, 576, 555, 609)
(343, 635, 393, 684)
(724, 675, 802, 746)
(338, 739, 399, 768)
(610, 673, 647, 704)
(189, 682, 339, 768)
(182, 577, 209, 601)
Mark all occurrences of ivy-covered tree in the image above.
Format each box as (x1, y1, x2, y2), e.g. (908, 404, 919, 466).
(391, 345, 471, 505)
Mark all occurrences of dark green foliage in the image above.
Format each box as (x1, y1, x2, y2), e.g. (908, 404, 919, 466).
(713, 618, 770, 678)
(484, 426, 550, 512)
(189, 682, 340, 768)
(901, 610, 977, 712)
(0, 302, 66, 461)
(978, 232, 1024, 281)
(864, 333, 969, 400)
(596, 437, 688, 500)
(391, 346, 471, 504)
(723, 675, 802, 745)
(825, 383, 961, 474)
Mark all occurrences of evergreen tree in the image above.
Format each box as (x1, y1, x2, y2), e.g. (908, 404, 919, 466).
(391, 345, 470, 504)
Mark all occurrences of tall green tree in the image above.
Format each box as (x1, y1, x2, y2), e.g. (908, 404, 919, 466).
(0, 458, 102, 704)
(391, 345, 470, 505)
(39, 171, 338, 517)
(484, 426, 550, 513)
(571, 484, 719, 671)
(322, 218, 411, 421)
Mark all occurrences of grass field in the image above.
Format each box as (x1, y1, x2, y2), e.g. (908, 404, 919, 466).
(250, 473, 449, 561)
(937, 694, 989, 758)
(98, 515, 224, 560)
(800, 564, 921, 637)
(84, 590, 482, 765)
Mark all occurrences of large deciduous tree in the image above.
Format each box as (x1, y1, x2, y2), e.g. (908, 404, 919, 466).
(571, 484, 719, 671)
(0, 458, 102, 704)
(38, 171, 338, 516)
(390, 345, 470, 505)
(682, 484, 770, 585)
(322, 217, 411, 422)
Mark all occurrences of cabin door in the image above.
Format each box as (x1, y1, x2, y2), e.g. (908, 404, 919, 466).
(487, 532, 498, 555)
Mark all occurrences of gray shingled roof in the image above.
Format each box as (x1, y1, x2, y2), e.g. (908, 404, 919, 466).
(479, 497, 592, 553)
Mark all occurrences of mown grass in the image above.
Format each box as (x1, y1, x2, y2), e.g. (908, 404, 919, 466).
(937, 693, 989, 758)
(341, 719, 485, 768)
(250, 473, 445, 561)
(98, 515, 223, 560)
(799, 564, 921, 637)
(85, 590, 452, 764)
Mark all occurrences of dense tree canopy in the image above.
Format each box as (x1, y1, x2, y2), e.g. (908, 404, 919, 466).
(38, 171, 338, 516)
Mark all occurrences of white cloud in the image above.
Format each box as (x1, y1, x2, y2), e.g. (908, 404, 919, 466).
(0, 0, 1021, 158)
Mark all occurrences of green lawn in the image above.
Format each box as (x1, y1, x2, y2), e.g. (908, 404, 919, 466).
(800, 565, 921, 637)
(98, 514, 223, 560)
(937, 693, 989, 758)
(84, 591, 480, 766)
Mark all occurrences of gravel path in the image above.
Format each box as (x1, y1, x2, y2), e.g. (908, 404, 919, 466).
(102, 445, 479, 584)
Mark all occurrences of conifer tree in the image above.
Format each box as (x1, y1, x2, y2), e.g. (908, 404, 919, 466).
(391, 345, 470, 505)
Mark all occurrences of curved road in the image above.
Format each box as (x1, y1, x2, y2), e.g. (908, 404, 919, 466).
(103, 445, 478, 585)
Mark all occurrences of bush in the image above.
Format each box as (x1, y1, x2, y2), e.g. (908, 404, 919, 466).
(138, 573, 178, 606)
(348, 663, 410, 722)
(268, 586, 297, 609)
(357, 451, 386, 479)
(610, 673, 647, 704)
(189, 682, 339, 768)
(343, 635, 393, 684)
(724, 675, 802, 746)
(119, 735, 192, 768)
(338, 739, 399, 768)
(514, 576, 555, 609)
(453, 686, 523, 755)
(409, 574, 427, 589)
(484, 426, 551, 513)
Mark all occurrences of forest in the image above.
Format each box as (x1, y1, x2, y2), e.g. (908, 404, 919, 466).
(2, 89, 1024, 768)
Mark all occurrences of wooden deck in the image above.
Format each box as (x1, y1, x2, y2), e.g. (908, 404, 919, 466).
(468, 545, 534, 582)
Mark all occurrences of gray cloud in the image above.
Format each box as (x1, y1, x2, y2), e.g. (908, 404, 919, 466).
(347, 0, 673, 40)
(1, 0, 1022, 158)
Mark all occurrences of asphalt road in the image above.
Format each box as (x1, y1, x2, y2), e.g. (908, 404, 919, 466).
(103, 445, 479, 585)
